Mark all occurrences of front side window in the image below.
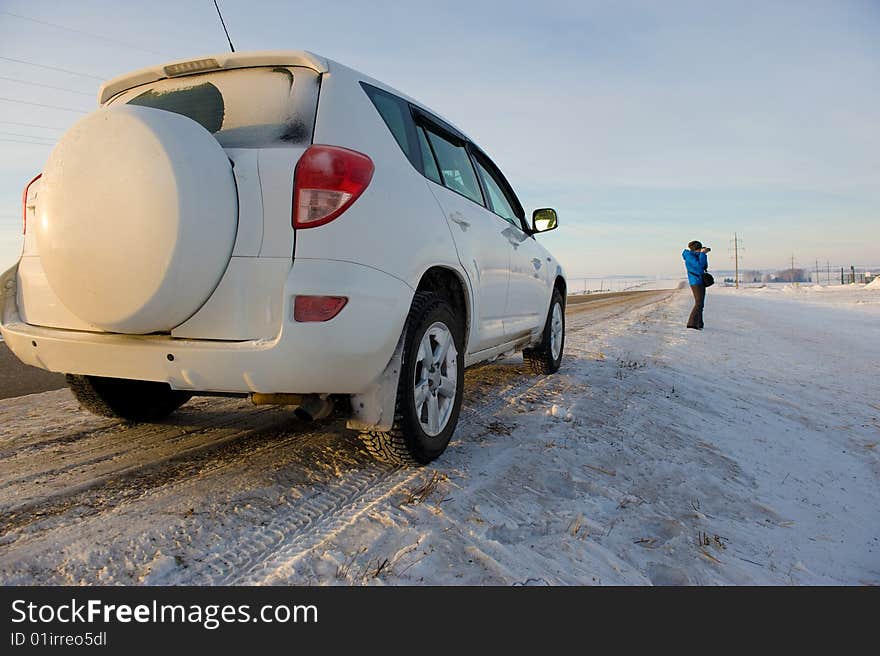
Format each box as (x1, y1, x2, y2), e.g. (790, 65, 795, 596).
(423, 128, 484, 205)
(473, 157, 520, 227)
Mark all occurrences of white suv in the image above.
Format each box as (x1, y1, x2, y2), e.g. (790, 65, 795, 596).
(1, 50, 566, 465)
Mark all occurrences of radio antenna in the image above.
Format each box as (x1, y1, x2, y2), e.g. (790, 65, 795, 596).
(212, 0, 235, 52)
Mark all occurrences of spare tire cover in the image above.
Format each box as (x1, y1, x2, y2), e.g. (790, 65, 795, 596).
(36, 105, 238, 334)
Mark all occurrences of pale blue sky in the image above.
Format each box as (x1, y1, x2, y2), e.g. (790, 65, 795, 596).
(0, 0, 877, 277)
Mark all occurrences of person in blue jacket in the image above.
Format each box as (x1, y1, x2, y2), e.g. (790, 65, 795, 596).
(683, 240, 710, 329)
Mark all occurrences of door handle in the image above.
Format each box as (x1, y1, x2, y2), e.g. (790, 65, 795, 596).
(531, 258, 542, 270)
(449, 213, 470, 231)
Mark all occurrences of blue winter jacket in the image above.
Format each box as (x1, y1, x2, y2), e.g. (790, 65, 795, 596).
(683, 249, 708, 286)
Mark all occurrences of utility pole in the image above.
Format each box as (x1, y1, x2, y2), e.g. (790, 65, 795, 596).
(729, 233, 743, 288)
(826, 260, 830, 285)
(790, 254, 795, 283)
(735, 233, 740, 288)
(815, 259, 819, 285)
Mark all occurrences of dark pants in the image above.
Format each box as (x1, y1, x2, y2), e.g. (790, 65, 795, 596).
(687, 283, 705, 329)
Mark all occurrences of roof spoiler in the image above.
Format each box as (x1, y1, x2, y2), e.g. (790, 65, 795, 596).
(98, 50, 329, 105)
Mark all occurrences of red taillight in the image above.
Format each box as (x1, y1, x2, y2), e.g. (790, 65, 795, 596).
(293, 295, 348, 322)
(293, 145, 374, 229)
(22, 173, 41, 234)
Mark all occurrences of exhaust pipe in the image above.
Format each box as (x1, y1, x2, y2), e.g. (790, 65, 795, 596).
(294, 395, 334, 422)
(251, 393, 304, 406)
(249, 392, 333, 422)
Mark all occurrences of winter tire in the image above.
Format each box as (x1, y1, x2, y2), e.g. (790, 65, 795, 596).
(66, 374, 192, 422)
(523, 289, 565, 375)
(359, 291, 465, 466)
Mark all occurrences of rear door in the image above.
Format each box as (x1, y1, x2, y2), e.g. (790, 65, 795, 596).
(416, 118, 510, 352)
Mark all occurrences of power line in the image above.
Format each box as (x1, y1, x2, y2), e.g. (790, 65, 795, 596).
(0, 97, 88, 113)
(0, 120, 65, 131)
(0, 56, 106, 80)
(0, 131, 55, 142)
(0, 10, 169, 57)
(0, 137, 53, 146)
(0, 75, 93, 96)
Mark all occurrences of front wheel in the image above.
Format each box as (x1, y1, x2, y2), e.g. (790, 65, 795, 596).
(523, 289, 565, 374)
(358, 291, 465, 466)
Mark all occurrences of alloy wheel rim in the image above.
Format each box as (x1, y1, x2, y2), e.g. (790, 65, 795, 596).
(413, 322, 458, 437)
(550, 302, 563, 361)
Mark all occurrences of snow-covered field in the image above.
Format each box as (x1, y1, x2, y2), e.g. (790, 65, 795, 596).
(0, 286, 877, 585)
(567, 277, 682, 295)
(731, 280, 880, 316)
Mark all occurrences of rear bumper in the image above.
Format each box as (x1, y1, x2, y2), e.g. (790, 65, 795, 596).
(0, 258, 414, 394)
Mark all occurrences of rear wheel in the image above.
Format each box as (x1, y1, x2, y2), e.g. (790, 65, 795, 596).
(66, 374, 192, 422)
(523, 289, 565, 374)
(359, 291, 464, 466)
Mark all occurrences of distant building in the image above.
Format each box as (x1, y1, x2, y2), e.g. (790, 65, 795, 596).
(772, 268, 808, 283)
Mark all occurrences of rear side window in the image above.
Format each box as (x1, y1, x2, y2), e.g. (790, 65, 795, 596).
(417, 127, 441, 184)
(423, 128, 484, 205)
(113, 67, 319, 148)
(361, 83, 421, 170)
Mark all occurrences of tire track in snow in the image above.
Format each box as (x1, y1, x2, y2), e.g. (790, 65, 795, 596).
(0, 400, 290, 529)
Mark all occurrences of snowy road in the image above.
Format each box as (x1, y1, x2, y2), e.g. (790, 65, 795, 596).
(0, 286, 877, 585)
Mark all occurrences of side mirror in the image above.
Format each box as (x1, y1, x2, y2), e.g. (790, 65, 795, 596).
(531, 208, 558, 233)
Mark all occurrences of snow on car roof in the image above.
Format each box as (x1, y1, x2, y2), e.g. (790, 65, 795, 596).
(98, 50, 329, 105)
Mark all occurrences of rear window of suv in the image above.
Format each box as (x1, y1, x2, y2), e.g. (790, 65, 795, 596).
(111, 67, 319, 148)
